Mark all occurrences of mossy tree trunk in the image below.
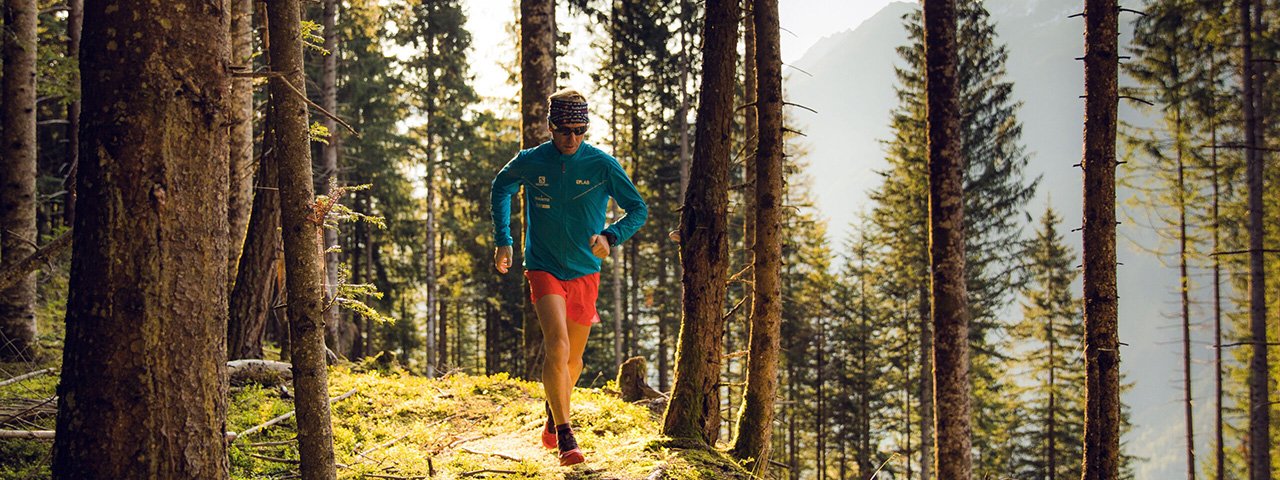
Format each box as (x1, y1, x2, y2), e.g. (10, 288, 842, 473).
(730, 0, 783, 472)
(266, 0, 338, 477)
(52, 0, 232, 476)
(662, 0, 738, 446)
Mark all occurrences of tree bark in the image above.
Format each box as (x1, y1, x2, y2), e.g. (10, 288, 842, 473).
(52, 0, 231, 476)
(662, 0, 738, 446)
(229, 105, 282, 361)
(1081, 0, 1121, 478)
(1239, 1, 1270, 479)
(63, 0, 83, 227)
(923, 0, 972, 478)
(266, 0, 338, 477)
(228, 0, 256, 294)
(0, 0, 39, 361)
(730, 0, 782, 472)
(519, 0, 555, 380)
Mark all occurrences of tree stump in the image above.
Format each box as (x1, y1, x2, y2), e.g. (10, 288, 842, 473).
(616, 356, 664, 402)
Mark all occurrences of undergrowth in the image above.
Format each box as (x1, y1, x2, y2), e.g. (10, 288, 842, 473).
(1, 357, 750, 480)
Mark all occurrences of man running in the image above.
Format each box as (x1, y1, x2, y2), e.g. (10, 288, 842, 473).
(490, 87, 647, 466)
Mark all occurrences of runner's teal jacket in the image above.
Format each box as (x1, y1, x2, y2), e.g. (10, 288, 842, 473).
(491, 141, 648, 280)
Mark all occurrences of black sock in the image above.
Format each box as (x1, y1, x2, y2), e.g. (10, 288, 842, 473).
(556, 423, 578, 452)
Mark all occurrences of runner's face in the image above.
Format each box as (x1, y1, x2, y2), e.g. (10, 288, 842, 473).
(551, 123, 588, 155)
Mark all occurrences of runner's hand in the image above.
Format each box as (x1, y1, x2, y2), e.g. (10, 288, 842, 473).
(494, 246, 513, 273)
(590, 235, 610, 259)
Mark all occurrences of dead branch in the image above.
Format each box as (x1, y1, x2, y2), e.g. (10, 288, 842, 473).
(460, 447, 523, 462)
(0, 429, 55, 440)
(0, 232, 72, 292)
(0, 396, 56, 425)
(0, 368, 54, 388)
(229, 387, 357, 442)
(246, 452, 299, 464)
(462, 469, 518, 477)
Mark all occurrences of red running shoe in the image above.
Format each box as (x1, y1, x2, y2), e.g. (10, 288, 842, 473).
(541, 423, 557, 449)
(558, 448, 585, 466)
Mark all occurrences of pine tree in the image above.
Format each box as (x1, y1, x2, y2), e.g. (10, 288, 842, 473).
(1009, 207, 1086, 480)
(663, 0, 738, 446)
(868, 1, 1038, 473)
(0, 0, 39, 361)
(1081, 0, 1122, 477)
(53, 0, 231, 475)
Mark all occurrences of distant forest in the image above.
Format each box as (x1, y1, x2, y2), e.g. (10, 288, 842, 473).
(0, 0, 1276, 479)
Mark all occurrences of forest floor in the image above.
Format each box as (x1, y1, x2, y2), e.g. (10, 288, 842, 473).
(0, 353, 751, 480)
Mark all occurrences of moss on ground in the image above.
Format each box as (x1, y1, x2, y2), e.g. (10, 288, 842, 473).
(2, 357, 752, 480)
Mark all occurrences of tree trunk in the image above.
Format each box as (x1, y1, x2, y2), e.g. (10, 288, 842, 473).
(266, 0, 338, 477)
(1210, 85, 1224, 480)
(425, 134, 438, 376)
(320, 0, 348, 359)
(63, 0, 83, 228)
(228, 0, 256, 293)
(0, 0, 39, 361)
(1239, 1, 1271, 478)
(1081, 0, 1121, 477)
(1176, 91, 1195, 480)
(923, 0, 972, 478)
(520, 0, 555, 380)
(52, 0, 231, 476)
(917, 283, 934, 480)
(730, 0, 782, 471)
(662, 0, 738, 446)
(229, 93, 282, 361)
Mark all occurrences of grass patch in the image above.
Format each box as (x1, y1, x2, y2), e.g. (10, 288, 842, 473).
(3, 358, 748, 480)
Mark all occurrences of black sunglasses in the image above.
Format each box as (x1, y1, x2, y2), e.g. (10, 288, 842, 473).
(553, 125, 589, 136)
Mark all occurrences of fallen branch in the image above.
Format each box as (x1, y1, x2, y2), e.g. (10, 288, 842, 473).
(447, 434, 483, 448)
(246, 452, 299, 464)
(462, 469, 518, 477)
(0, 429, 55, 440)
(355, 414, 457, 460)
(229, 388, 358, 442)
(0, 368, 54, 388)
(0, 396, 56, 425)
(460, 446, 523, 462)
(0, 232, 71, 292)
(364, 475, 428, 480)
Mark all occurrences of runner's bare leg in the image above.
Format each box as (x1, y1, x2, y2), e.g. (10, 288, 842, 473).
(536, 294, 571, 425)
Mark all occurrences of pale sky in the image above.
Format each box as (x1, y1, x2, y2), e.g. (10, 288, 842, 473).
(461, 0, 900, 103)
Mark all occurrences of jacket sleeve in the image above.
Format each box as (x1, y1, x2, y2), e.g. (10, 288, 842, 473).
(602, 159, 648, 245)
(491, 154, 522, 247)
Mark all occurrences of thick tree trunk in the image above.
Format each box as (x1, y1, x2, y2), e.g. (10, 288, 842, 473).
(1081, 0, 1121, 478)
(519, 0, 555, 380)
(228, 0, 256, 293)
(229, 102, 282, 361)
(51, 1, 232, 476)
(63, 0, 83, 227)
(320, 0, 345, 359)
(0, 0, 39, 361)
(923, 1, 972, 478)
(730, 0, 782, 471)
(266, 0, 338, 477)
(662, 0, 738, 446)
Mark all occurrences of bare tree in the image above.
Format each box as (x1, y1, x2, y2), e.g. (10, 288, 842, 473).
(1239, 1, 1270, 478)
(662, 0, 738, 446)
(923, 0, 972, 478)
(52, 0, 232, 476)
(320, 0, 347, 357)
(0, 0, 38, 361)
(730, 0, 783, 473)
(266, 0, 338, 476)
(1081, 0, 1121, 478)
(63, 0, 83, 227)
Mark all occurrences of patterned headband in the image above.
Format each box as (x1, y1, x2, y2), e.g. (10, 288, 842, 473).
(549, 99, 589, 126)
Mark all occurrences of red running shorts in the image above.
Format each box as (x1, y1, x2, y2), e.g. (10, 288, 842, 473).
(525, 270, 601, 327)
